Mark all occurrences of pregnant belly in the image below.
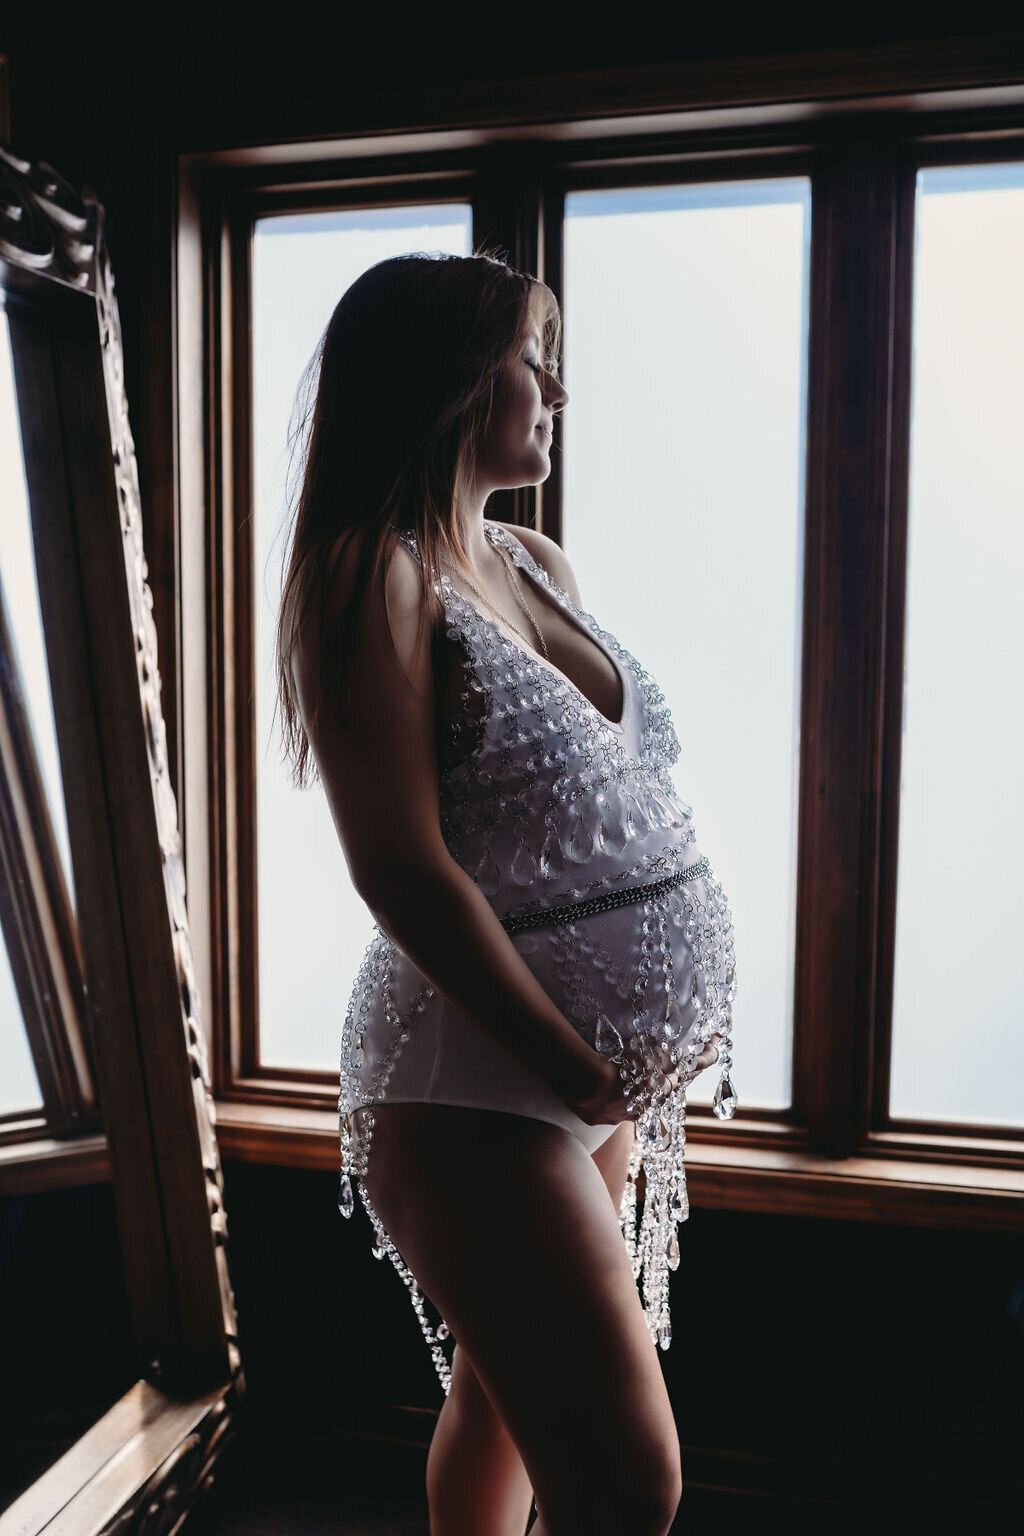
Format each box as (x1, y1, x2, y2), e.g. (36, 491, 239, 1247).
(508, 867, 730, 1081)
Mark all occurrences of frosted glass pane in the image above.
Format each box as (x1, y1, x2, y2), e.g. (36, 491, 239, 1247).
(564, 180, 811, 1112)
(253, 206, 472, 1069)
(0, 313, 77, 914)
(0, 909, 43, 1114)
(890, 164, 1024, 1128)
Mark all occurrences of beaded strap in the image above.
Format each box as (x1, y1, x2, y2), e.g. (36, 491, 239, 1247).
(499, 855, 711, 935)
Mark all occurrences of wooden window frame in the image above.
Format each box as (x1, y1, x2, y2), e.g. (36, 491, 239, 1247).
(0, 145, 242, 1535)
(173, 40, 1024, 1233)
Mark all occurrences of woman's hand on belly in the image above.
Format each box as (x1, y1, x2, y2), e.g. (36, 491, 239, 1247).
(564, 1032, 724, 1126)
(562, 1056, 632, 1127)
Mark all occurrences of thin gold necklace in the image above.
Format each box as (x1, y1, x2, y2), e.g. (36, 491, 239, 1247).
(442, 531, 551, 661)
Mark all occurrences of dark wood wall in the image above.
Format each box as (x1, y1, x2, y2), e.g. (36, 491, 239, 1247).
(3, 7, 1023, 1522)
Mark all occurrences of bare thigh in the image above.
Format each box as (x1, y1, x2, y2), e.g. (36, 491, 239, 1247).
(359, 1104, 681, 1536)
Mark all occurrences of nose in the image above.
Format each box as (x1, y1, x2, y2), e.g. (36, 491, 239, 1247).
(545, 370, 569, 411)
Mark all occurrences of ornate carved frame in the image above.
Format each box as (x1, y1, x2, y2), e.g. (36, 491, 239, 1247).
(0, 143, 244, 1534)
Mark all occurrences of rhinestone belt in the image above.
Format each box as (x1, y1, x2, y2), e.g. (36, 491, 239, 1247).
(499, 855, 711, 935)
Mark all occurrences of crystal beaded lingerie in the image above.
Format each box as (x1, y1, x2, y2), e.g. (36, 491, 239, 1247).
(336, 520, 738, 1397)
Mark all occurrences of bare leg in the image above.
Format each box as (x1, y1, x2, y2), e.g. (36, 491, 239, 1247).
(362, 1106, 678, 1536)
(424, 1118, 638, 1536)
(426, 1340, 536, 1535)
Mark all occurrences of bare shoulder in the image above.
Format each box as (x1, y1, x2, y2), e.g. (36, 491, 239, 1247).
(320, 524, 423, 619)
(290, 525, 429, 716)
(496, 521, 584, 608)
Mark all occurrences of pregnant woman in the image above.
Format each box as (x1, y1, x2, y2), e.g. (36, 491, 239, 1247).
(275, 250, 738, 1536)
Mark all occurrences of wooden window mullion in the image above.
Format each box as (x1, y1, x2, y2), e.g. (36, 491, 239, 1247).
(796, 135, 905, 1159)
(473, 149, 547, 532)
(538, 171, 565, 545)
(871, 141, 919, 1143)
(230, 201, 259, 1087)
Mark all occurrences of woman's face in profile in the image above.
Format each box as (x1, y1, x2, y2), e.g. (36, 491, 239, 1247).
(472, 323, 568, 493)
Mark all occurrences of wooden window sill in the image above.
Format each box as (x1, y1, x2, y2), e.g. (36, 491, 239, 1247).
(0, 1132, 110, 1194)
(4, 1107, 1021, 1233)
(210, 1100, 1023, 1234)
(0, 1378, 232, 1536)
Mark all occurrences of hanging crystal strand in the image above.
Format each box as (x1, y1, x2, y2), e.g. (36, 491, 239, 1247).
(338, 1111, 354, 1219)
(655, 896, 679, 1043)
(651, 1133, 673, 1349)
(357, 1182, 453, 1397)
(629, 902, 664, 1342)
(652, 894, 678, 1348)
(619, 1131, 643, 1276)
(675, 868, 739, 1118)
(336, 933, 454, 1397)
(338, 931, 382, 1216)
(564, 899, 678, 1349)
(711, 876, 739, 1119)
(618, 892, 698, 1348)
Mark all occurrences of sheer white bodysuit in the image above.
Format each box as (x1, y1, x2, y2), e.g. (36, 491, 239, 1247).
(337, 520, 738, 1395)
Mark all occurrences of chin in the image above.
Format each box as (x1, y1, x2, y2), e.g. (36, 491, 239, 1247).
(502, 460, 550, 491)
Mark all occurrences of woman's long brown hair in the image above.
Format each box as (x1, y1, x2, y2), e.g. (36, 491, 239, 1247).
(272, 247, 561, 788)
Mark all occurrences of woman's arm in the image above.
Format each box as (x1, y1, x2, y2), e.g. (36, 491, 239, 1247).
(291, 528, 613, 1111)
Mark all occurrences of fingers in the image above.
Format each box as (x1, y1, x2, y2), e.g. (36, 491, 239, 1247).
(618, 1030, 726, 1114)
(697, 1033, 723, 1067)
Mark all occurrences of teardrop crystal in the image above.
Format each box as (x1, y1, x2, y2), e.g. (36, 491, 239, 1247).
(510, 838, 539, 886)
(667, 1230, 680, 1270)
(540, 826, 565, 880)
(602, 789, 629, 854)
(595, 1014, 624, 1062)
(712, 1071, 738, 1121)
(658, 1323, 672, 1351)
(475, 845, 502, 895)
(649, 788, 673, 828)
(642, 1114, 670, 1153)
(641, 787, 662, 828)
(567, 812, 594, 863)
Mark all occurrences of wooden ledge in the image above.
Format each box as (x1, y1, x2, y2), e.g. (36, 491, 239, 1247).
(4, 1106, 1021, 1232)
(210, 1100, 1024, 1234)
(0, 1132, 110, 1194)
(0, 1379, 235, 1536)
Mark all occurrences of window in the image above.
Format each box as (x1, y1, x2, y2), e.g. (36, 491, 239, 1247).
(0, 313, 94, 1137)
(562, 180, 810, 1113)
(252, 205, 472, 1071)
(179, 74, 1024, 1227)
(888, 163, 1024, 1129)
